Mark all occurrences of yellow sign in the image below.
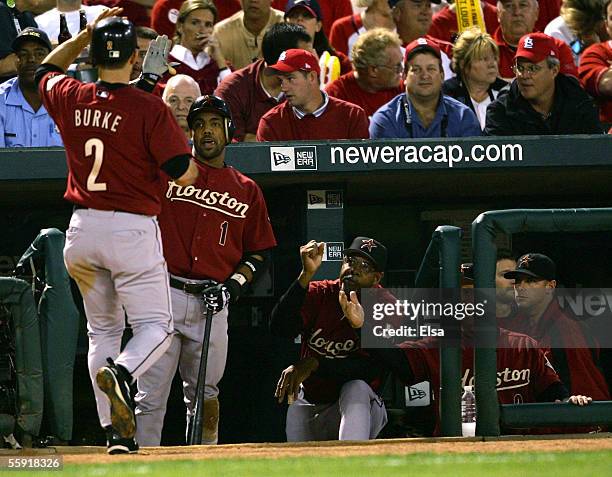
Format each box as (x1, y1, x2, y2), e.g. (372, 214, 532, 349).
(455, 0, 486, 33)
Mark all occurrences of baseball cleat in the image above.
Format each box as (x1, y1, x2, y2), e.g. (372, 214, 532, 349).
(105, 426, 139, 454)
(96, 359, 136, 439)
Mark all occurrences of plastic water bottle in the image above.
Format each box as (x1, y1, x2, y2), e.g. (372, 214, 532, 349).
(461, 385, 476, 437)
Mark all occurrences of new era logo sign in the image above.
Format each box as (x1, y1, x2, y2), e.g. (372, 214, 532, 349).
(323, 242, 344, 261)
(404, 381, 431, 407)
(270, 146, 317, 172)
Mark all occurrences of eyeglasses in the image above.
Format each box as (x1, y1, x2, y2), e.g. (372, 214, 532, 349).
(511, 63, 544, 76)
(375, 63, 403, 74)
(343, 255, 376, 274)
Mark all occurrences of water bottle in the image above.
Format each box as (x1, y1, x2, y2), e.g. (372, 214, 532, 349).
(461, 385, 476, 437)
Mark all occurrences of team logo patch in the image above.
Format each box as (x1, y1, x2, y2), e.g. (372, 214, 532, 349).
(523, 36, 534, 49)
(270, 146, 317, 172)
(518, 254, 534, 268)
(361, 239, 377, 252)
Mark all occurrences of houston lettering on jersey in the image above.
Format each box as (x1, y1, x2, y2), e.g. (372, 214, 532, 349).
(307, 328, 357, 358)
(165, 181, 250, 218)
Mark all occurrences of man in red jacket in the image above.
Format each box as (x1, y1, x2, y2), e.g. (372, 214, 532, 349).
(257, 48, 369, 140)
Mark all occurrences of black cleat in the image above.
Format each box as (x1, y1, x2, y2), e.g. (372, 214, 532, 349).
(96, 358, 136, 439)
(105, 426, 139, 454)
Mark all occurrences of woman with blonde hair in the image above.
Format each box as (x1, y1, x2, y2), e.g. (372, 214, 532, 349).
(545, 0, 606, 65)
(164, 0, 231, 95)
(442, 28, 509, 130)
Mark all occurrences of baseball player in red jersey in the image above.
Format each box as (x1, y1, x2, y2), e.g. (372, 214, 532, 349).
(270, 237, 390, 441)
(36, 9, 198, 454)
(368, 328, 592, 436)
(135, 95, 277, 446)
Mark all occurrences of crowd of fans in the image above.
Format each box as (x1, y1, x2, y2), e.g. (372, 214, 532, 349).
(1, 0, 611, 147)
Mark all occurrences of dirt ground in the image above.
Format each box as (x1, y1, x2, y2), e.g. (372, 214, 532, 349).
(2, 434, 611, 465)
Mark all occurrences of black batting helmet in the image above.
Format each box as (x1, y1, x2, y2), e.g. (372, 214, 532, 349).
(187, 95, 236, 141)
(90, 17, 137, 66)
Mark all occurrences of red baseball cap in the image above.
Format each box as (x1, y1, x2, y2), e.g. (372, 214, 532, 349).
(265, 48, 321, 75)
(404, 37, 441, 63)
(515, 33, 558, 63)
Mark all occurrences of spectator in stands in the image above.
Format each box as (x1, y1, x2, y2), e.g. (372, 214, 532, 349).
(151, 0, 241, 38)
(130, 26, 157, 82)
(215, 23, 311, 142)
(213, 0, 284, 70)
(163, 0, 230, 96)
(162, 74, 201, 140)
(370, 38, 481, 139)
(502, 253, 611, 401)
(485, 33, 602, 135)
(0, 27, 62, 147)
(0, 0, 38, 83)
(442, 28, 509, 129)
(325, 28, 403, 118)
(273, 0, 353, 36)
(256, 48, 370, 140)
(284, 0, 352, 80)
(35, 0, 107, 44)
(578, 0, 612, 126)
(494, 0, 577, 80)
(329, 0, 395, 58)
(84, 0, 150, 27)
(428, 0, 500, 44)
(390, 0, 455, 78)
(545, 0, 605, 65)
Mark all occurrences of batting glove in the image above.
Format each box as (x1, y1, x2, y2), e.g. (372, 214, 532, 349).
(142, 34, 172, 82)
(201, 283, 231, 314)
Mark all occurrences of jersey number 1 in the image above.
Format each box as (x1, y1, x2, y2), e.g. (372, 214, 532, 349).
(219, 221, 228, 246)
(85, 138, 107, 192)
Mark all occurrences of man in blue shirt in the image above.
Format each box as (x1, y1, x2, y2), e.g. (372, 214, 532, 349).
(0, 27, 63, 148)
(369, 37, 481, 139)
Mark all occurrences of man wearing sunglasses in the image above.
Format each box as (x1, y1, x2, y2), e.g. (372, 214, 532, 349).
(485, 32, 602, 135)
(270, 236, 389, 441)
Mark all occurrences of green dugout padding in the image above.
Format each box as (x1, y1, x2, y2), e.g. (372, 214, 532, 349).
(0, 278, 43, 437)
(472, 208, 612, 436)
(414, 226, 463, 437)
(16, 228, 79, 441)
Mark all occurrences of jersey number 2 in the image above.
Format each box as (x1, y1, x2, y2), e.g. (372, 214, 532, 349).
(85, 138, 107, 192)
(219, 221, 228, 246)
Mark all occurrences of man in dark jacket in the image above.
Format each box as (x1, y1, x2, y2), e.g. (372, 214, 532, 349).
(485, 33, 603, 136)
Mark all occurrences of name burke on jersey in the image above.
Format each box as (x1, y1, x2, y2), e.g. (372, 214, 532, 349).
(74, 108, 122, 132)
(166, 181, 249, 218)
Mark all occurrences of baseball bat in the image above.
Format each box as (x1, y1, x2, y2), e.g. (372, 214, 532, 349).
(187, 304, 214, 445)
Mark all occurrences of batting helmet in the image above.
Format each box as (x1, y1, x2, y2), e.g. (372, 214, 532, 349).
(90, 17, 137, 66)
(187, 95, 236, 141)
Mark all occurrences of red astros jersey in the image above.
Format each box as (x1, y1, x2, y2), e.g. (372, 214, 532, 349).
(400, 328, 561, 435)
(299, 279, 386, 404)
(578, 41, 612, 124)
(256, 95, 369, 141)
(39, 72, 191, 216)
(158, 162, 277, 282)
(325, 71, 403, 118)
(501, 299, 611, 401)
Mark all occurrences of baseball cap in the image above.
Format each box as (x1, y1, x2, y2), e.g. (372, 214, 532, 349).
(515, 33, 558, 64)
(12, 27, 52, 53)
(404, 37, 441, 63)
(285, 0, 322, 21)
(343, 237, 388, 272)
(265, 48, 321, 75)
(503, 253, 556, 281)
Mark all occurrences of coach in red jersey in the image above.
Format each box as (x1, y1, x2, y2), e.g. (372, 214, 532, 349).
(36, 10, 198, 454)
(135, 95, 277, 446)
(271, 237, 390, 441)
(257, 48, 369, 140)
(501, 253, 611, 402)
(325, 28, 404, 118)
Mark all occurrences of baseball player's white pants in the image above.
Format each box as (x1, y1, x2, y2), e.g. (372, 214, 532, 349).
(63, 210, 174, 430)
(285, 380, 387, 441)
(134, 281, 229, 446)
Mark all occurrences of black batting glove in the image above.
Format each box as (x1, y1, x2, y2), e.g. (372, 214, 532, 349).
(201, 283, 231, 314)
